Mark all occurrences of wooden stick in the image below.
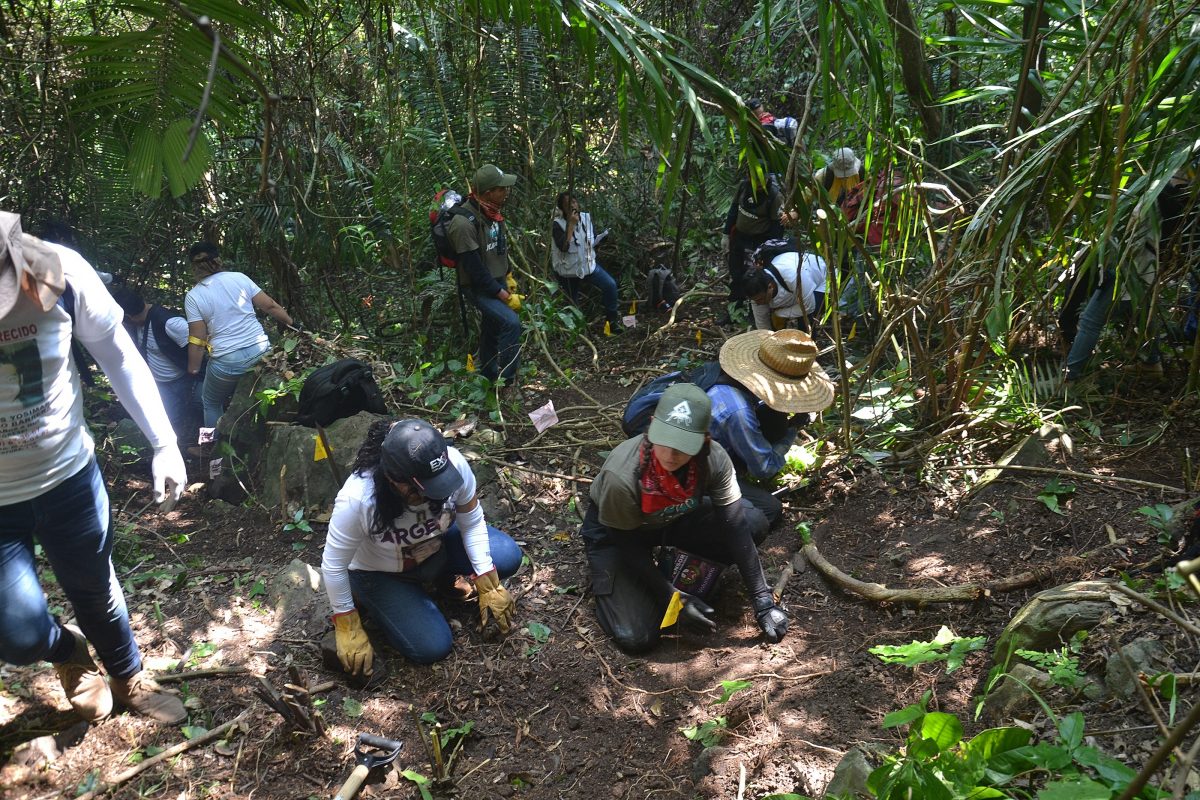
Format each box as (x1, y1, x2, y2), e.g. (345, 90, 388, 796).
(937, 463, 1187, 494)
(155, 666, 250, 683)
(76, 708, 252, 800)
(1111, 582, 1200, 638)
(477, 454, 593, 484)
(773, 552, 807, 603)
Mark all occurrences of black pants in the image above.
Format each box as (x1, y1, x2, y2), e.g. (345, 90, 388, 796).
(728, 230, 776, 300)
(738, 479, 782, 529)
(580, 500, 769, 654)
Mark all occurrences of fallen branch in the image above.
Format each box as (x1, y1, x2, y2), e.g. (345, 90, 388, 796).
(801, 540, 1096, 604)
(478, 453, 593, 484)
(937, 463, 1187, 494)
(773, 551, 807, 603)
(76, 708, 252, 800)
(155, 666, 250, 683)
(1111, 582, 1200, 638)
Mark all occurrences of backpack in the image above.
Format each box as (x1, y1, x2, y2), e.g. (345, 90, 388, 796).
(296, 358, 387, 428)
(647, 265, 681, 311)
(738, 175, 781, 220)
(621, 362, 726, 437)
(429, 189, 473, 270)
(140, 305, 191, 373)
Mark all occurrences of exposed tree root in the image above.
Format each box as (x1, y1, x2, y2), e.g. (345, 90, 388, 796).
(798, 540, 1090, 604)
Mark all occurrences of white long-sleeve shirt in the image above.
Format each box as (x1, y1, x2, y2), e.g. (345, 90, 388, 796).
(320, 447, 492, 614)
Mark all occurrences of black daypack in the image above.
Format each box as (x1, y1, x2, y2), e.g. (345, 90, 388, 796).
(296, 358, 387, 428)
(647, 265, 681, 311)
(140, 305, 190, 372)
(621, 362, 726, 438)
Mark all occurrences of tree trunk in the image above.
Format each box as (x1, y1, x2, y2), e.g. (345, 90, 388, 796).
(884, 0, 942, 142)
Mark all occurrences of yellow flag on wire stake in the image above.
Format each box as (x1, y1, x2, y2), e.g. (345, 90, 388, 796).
(466, 353, 475, 372)
(695, 329, 702, 346)
(313, 435, 329, 462)
(661, 591, 684, 629)
(629, 300, 637, 315)
(604, 321, 613, 337)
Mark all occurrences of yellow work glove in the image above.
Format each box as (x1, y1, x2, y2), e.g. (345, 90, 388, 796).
(504, 293, 524, 312)
(505, 273, 518, 293)
(474, 569, 515, 634)
(332, 610, 374, 677)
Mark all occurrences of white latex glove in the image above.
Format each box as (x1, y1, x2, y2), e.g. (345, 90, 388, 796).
(151, 444, 186, 512)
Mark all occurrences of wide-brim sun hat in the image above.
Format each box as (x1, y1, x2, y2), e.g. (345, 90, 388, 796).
(719, 329, 835, 414)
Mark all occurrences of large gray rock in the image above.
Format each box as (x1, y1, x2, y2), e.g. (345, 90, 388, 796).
(215, 368, 298, 476)
(1105, 638, 1169, 699)
(260, 411, 384, 511)
(824, 746, 874, 798)
(994, 580, 1129, 665)
(980, 663, 1054, 721)
(268, 558, 326, 635)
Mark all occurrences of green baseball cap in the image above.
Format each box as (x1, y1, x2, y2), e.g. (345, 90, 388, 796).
(647, 383, 711, 456)
(473, 164, 518, 193)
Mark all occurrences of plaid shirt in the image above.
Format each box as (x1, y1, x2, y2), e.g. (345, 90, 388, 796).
(707, 384, 784, 479)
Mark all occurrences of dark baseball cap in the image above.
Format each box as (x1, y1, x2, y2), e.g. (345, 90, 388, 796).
(380, 419, 464, 500)
(473, 164, 518, 193)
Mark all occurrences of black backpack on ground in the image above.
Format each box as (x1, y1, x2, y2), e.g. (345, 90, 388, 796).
(647, 265, 681, 311)
(140, 305, 191, 373)
(296, 358, 387, 428)
(621, 361, 726, 438)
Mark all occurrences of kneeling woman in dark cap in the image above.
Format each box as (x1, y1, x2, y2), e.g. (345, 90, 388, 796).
(321, 418, 523, 674)
(580, 384, 788, 653)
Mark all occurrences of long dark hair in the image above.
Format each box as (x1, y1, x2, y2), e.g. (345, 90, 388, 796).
(351, 417, 443, 537)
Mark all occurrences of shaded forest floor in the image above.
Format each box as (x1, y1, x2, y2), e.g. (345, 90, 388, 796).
(2, 291, 1198, 800)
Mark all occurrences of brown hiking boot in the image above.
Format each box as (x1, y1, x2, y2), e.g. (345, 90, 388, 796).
(53, 625, 112, 722)
(110, 671, 186, 724)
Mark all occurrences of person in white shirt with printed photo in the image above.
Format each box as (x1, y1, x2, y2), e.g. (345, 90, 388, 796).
(0, 211, 187, 724)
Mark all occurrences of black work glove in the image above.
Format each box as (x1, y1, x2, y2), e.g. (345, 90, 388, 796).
(679, 592, 717, 632)
(753, 595, 788, 642)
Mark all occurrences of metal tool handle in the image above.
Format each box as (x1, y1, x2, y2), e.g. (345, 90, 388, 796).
(332, 763, 369, 800)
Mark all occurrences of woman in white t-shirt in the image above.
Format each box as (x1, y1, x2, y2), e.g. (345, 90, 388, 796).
(183, 241, 292, 428)
(320, 418, 522, 675)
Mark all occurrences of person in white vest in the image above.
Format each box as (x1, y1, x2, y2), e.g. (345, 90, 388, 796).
(551, 192, 621, 333)
(0, 211, 186, 724)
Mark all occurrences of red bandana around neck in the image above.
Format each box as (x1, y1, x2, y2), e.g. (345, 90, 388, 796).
(639, 438, 698, 515)
(468, 192, 505, 222)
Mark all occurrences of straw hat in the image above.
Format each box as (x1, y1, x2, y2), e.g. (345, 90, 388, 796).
(719, 329, 835, 413)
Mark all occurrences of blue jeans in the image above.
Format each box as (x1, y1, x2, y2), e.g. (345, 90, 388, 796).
(559, 265, 619, 317)
(202, 342, 268, 427)
(158, 375, 201, 442)
(468, 291, 521, 382)
(1065, 279, 1160, 379)
(0, 459, 142, 678)
(348, 525, 523, 664)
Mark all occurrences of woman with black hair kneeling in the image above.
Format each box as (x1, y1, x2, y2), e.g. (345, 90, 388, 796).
(321, 418, 522, 675)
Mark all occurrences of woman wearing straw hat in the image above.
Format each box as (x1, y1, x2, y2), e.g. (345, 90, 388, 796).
(712, 328, 835, 507)
(582, 384, 789, 653)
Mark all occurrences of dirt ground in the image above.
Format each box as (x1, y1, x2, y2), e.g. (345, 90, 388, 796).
(2, 294, 1198, 800)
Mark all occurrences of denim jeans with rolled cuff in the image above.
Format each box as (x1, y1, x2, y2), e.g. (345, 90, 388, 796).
(1064, 278, 1160, 380)
(347, 524, 523, 665)
(558, 264, 619, 318)
(0, 459, 142, 678)
(202, 341, 269, 428)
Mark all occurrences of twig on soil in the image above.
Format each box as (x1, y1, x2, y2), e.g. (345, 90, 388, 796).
(936, 463, 1187, 494)
(75, 708, 252, 800)
(477, 453, 593, 484)
(155, 666, 250, 682)
(1111, 582, 1200, 638)
(772, 551, 807, 603)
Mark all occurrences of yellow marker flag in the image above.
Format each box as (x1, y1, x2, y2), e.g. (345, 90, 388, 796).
(313, 435, 329, 462)
(695, 329, 703, 346)
(661, 591, 684, 629)
(629, 300, 637, 315)
(466, 353, 475, 372)
(848, 322, 857, 341)
(604, 320, 612, 337)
